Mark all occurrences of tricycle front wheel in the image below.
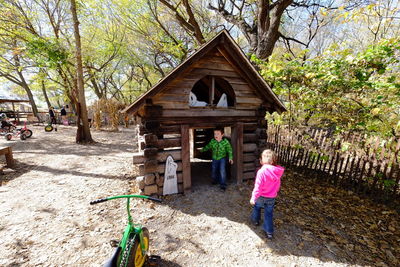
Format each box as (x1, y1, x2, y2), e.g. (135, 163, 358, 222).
(44, 125, 53, 132)
(23, 129, 32, 138)
(121, 227, 149, 267)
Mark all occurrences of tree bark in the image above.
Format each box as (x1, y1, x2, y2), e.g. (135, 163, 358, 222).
(41, 80, 52, 108)
(70, 0, 93, 143)
(17, 70, 39, 118)
(159, 0, 205, 44)
(209, 0, 294, 59)
(90, 74, 104, 99)
(11, 52, 40, 118)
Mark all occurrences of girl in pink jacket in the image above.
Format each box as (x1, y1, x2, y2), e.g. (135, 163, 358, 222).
(250, 149, 285, 240)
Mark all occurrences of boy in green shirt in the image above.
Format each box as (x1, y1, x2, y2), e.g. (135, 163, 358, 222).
(201, 127, 233, 191)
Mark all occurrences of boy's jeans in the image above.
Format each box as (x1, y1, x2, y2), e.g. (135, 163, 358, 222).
(211, 158, 227, 189)
(251, 197, 275, 234)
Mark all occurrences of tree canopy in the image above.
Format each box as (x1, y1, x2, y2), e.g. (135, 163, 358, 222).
(0, 0, 399, 141)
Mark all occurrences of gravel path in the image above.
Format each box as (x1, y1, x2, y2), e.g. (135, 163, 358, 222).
(0, 125, 398, 267)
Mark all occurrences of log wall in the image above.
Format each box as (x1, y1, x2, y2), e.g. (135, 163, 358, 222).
(132, 47, 272, 196)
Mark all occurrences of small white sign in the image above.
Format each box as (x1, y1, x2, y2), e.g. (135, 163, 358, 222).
(163, 155, 178, 195)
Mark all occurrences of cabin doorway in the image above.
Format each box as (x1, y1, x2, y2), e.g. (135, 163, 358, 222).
(189, 126, 233, 190)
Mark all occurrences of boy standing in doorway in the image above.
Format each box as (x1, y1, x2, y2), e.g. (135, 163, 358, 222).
(201, 127, 233, 191)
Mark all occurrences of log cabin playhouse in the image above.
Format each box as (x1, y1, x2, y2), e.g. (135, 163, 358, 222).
(123, 30, 285, 196)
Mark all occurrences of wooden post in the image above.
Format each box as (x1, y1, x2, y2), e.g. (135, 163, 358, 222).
(0, 147, 14, 168)
(12, 102, 20, 124)
(209, 76, 215, 105)
(181, 124, 191, 193)
(233, 122, 243, 183)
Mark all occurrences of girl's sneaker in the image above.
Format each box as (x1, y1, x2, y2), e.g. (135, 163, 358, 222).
(265, 232, 273, 240)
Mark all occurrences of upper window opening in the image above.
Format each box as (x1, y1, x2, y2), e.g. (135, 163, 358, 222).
(189, 76, 235, 108)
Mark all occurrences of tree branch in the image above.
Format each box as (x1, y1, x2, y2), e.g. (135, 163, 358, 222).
(279, 32, 307, 46)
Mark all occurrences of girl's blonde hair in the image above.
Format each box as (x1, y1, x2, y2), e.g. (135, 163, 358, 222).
(260, 149, 278, 165)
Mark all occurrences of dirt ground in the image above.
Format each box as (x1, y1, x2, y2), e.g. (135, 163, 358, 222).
(0, 125, 399, 267)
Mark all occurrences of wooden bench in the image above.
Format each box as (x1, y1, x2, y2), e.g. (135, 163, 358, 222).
(0, 146, 14, 167)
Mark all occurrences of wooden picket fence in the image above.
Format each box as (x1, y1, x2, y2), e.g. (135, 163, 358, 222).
(266, 125, 400, 205)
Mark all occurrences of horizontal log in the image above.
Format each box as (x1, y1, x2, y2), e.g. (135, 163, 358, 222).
(225, 77, 248, 85)
(189, 68, 241, 78)
(244, 123, 258, 132)
(160, 109, 256, 118)
(139, 161, 183, 175)
(154, 102, 188, 111)
(132, 153, 144, 164)
(244, 162, 257, 172)
(144, 148, 158, 159)
(157, 149, 182, 162)
(135, 149, 182, 164)
(157, 117, 258, 125)
(236, 103, 264, 110)
(159, 125, 181, 134)
(236, 97, 263, 105)
(194, 61, 236, 72)
(144, 120, 160, 131)
(244, 143, 257, 152)
(243, 171, 256, 180)
(144, 159, 158, 173)
(144, 134, 158, 146)
(143, 105, 163, 118)
(243, 153, 258, 162)
(157, 138, 181, 149)
(244, 134, 258, 143)
(160, 85, 192, 95)
(198, 55, 231, 64)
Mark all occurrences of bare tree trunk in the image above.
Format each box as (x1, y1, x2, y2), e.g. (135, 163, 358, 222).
(70, 0, 93, 143)
(159, 0, 205, 44)
(41, 80, 52, 108)
(17, 71, 39, 118)
(12, 53, 40, 118)
(209, 0, 293, 59)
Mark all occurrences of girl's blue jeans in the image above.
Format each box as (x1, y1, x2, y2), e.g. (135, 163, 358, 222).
(251, 197, 275, 234)
(211, 158, 227, 189)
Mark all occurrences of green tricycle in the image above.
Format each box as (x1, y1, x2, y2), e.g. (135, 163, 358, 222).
(90, 194, 162, 267)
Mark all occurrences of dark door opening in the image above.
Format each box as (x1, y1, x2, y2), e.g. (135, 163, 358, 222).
(190, 127, 233, 189)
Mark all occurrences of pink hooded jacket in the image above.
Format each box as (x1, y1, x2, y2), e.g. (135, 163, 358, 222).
(251, 164, 285, 203)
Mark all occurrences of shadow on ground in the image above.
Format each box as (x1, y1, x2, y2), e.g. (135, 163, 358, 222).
(0, 159, 132, 185)
(160, 162, 399, 267)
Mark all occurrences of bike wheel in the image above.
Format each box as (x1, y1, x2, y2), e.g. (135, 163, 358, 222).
(122, 228, 149, 267)
(44, 125, 53, 132)
(20, 133, 26, 140)
(5, 134, 12, 141)
(23, 129, 32, 138)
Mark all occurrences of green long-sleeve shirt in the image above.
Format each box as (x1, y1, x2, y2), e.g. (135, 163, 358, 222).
(201, 138, 233, 160)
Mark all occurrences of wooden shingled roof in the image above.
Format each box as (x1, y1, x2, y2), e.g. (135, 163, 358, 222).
(122, 30, 286, 114)
(0, 95, 30, 103)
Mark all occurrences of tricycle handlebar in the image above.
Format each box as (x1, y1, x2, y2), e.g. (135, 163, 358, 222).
(90, 194, 162, 205)
(148, 196, 162, 203)
(90, 198, 109, 205)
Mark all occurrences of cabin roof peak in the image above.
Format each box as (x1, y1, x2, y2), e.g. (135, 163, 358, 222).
(122, 30, 286, 114)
